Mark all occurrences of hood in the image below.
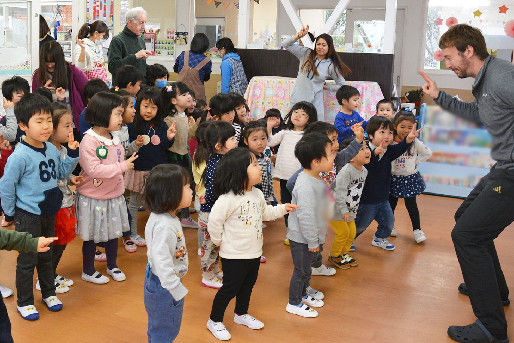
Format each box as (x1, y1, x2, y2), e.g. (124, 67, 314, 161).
(223, 52, 240, 61)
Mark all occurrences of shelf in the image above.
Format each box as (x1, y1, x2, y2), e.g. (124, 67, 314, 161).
(425, 142, 491, 154)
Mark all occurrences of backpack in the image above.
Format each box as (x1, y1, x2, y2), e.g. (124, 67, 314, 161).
(227, 58, 248, 96)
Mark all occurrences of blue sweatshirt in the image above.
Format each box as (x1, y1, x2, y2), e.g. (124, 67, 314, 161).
(220, 52, 240, 94)
(128, 121, 174, 171)
(0, 141, 79, 218)
(200, 153, 223, 213)
(334, 111, 368, 144)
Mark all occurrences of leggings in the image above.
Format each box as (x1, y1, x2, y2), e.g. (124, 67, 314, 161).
(389, 195, 421, 231)
(279, 179, 292, 228)
(52, 244, 66, 277)
(127, 191, 143, 237)
(82, 239, 119, 275)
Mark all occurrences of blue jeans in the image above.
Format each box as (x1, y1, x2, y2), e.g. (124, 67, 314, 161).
(355, 201, 395, 239)
(144, 264, 184, 342)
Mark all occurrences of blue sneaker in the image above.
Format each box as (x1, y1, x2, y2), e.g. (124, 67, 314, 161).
(17, 305, 39, 320)
(349, 244, 356, 252)
(371, 237, 395, 251)
(43, 296, 63, 312)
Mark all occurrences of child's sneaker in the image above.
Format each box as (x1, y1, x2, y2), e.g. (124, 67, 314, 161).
(17, 305, 39, 321)
(124, 239, 137, 253)
(413, 229, 427, 243)
(234, 314, 264, 329)
(342, 254, 359, 267)
(202, 274, 222, 289)
(371, 237, 395, 251)
(390, 227, 398, 237)
(130, 235, 146, 246)
(36, 279, 69, 294)
(302, 295, 324, 307)
(260, 256, 267, 263)
(349, 243, 356, 251)
(95, 250, 107, 262)
(180, 217, 198, 229)
(81, 271, 109, 284)
(107, 268, 126, 282)
(1, 217, 12, 227)
(329, 255, 350, 270)
(0, 285, 13, 298)
(306, 286, 324, 300)
(311, 264, 336, 276)
(283, 238, 290, 246)
(43, 296, 63, 312)
(55, 275, 74, 287)
(197, 248, 202, 256)
(207, 319, 231, 340)
(285, 303, 318, 318)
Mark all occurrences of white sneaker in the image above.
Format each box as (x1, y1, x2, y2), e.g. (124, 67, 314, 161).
(234, 313, 264, 329)
(35, 279, 69, 294)
(371, 237, 395, 251)
(55, 275, 74, 287)
(390, 227, 398, 237)
(306, 286, 324, 300)
(197, 248, 202, 256)
(285, 303, 318, 318)
(107, 268, 126, 282)
(17, 305, 39, 321)
(0, 285, 13, 298)
(413, 229, 427, 243)
(130, 234, 146, 247)
(311, 265, 336, 276)
(43, 296, 62, 312)
(81, 271, 109, 284)
(207, 319, 231, 340)
(202, 274, 223, 289)
(302, 295, 324, 308)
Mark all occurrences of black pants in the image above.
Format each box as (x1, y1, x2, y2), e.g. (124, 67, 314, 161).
(210, 258, 260, 322)
(0, 296, 13, 343)
(52, 244, 66, 277)
(451, 168, 513, 340)
(279, 179, 292, 227)
(389, 195, 421, 231)
(14, 209, 56, 306)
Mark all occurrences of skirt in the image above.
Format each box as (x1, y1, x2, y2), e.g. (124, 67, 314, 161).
(85, 67, 109, 85)
(75, 194, 130, 243)
(124, 170, 149, 194)
(54, 206, 77, 245)
(391, 172, 426, 198)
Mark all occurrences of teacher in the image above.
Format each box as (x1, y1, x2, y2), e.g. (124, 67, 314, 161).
(420, 24, 513, 343)
(108, 7, 151, 82)
(284, 26, 350, 121)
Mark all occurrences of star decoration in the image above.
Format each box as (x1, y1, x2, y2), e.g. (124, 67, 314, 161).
(499, 5, 509, 14)
(473, 9, 482, 17)
(435, 18, 443, 25)
(215, 0, 221, 7)
(234, 1, 239, 9)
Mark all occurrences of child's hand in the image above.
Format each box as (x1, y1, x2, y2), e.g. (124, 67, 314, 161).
(67, 131, 79, 150)
(37, 237, 58, 252)
(406, 123, 423, 143)
(199, 195, 206, 204)
(44, 79, 55, 91)
(3, 97, 13, 109)
(135, 135, 145, 147)
(374, 141, 387, 156)
(266, 118, 275, 135)
(56, 87, 66, 101)
(285, 204, 298, 212)
(125, 152, 139, 170)
(70, 175, 84, 186)
(76, 37, 85, 48)
(343, 213, 351, 222)
(0, 135, 11, 150)
(323, 83, 328, 90)
(308, 245, 320, 253)
(351, 122, 364, 143)
(167, 121, 177, 140)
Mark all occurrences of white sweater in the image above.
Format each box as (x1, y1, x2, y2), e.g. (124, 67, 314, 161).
(74, 38, 105, 71)
(391, 139, 432, 176)
(208, 188, 287, 259)
(268, 129, 303, 180)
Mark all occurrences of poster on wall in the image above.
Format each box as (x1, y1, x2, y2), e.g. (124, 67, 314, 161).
(119, 0, 130, 28)
(86, 0, 114, 27)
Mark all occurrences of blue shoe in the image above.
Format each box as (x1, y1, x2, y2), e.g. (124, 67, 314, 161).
(138, 206, 146, 211)
(17, 305, 40, 320)
(43, 296, 63, 312)
(349, 244, 356, 251)
(371, 237, 395, 251)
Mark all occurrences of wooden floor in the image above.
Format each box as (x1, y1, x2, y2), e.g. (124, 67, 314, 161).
(1, 194, 513, 343)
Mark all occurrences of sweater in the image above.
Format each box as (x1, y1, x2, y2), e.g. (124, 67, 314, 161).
(268, 129, 303, 180)
(112, 124, 140, 158)
(173, 51, 212, 83)
(391, 139, 432, 176)
(77, 129, 128, 200)
(108, 26, 147, 81)
(208, 188, 287, 259)
(74, 38, 106, 72)
(334, 111, 368, 144)
(164, 114, 196, 156)
(0, 108, 17, 142)
(145, 212, 188, 301)
(0, 141, 79, 217)
(200, 153, 224, 213)
(334, 163, 368, 221)
(128, 121, 174, 171)
(0, 228, 38, 253)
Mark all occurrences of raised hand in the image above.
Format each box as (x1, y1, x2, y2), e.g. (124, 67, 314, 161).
(44, 79, 55, 91)
(67, 131, 79, 150)
(351, 122, 364, 143)
(70, 175, 84, 186)
(56, 87, 66, 101)
(295, 26, 310, 40)
(285, 203, 299, 212)
(125, 152, 138, 170)
(3, 97, 14, 109)
(135, 135, 145, 147)
(167, 121, 177, 140)
(0, 134, 11, 150)
(407, 122, 423, 143)
(418, 71, 440, 99)
(76, 37, 85, 48)
(37, 237, 58, 252)
(374, 141, 387, 156)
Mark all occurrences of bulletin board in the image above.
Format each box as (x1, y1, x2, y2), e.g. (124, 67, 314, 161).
(86, 0, 114, 27)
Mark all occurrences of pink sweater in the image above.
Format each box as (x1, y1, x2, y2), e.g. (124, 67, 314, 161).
(77, 129, 128, 200)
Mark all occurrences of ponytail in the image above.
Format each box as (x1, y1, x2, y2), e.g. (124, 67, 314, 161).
(77, 20, 110, 40)
(77, 23, 91, 40)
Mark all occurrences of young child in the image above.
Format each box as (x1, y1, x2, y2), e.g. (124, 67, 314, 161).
(115, 65, 143, 97)
(230, 93, 249, 141)
(206, 148, 296, 340)
(192, 121, 210, 252)
(143, 164, 191, 342)
(125, 87, 177, 252)
(0, 93, 79, 320)
(267, 101, 317, 242)
(111, 88, 142, 157)
(334, 85, 368, 144)
(145, 63, 169, 88)
(264, 108, 284, 155)
(199, 121, 238, 289)
(389, 110, 432, 243)
(354, 116, 420, 251)
(78, 78, 110, 139)
(285, 132, 337, 318)
(329, 137, 370, 269)
(76, 91, 138, 284)
(375, 99, 396, 120)
(209, 93, 237, 139)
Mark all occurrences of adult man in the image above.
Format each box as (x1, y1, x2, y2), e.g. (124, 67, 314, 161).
(420, 24, 513, 343)
(108, 7, 151, 83)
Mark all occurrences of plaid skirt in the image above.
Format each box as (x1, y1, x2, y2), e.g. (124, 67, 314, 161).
(85, 67, 108, 84)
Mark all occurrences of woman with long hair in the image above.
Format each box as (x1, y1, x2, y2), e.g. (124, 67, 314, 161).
(75, 20, 110, 83)
(284, 26, 351, 121)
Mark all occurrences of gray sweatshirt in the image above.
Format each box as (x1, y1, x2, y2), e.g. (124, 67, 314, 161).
(0, 108, 18, 142)
(435, 55, 514, 169)
(287, 172, 331, 249)
(334, 163, 368, 221)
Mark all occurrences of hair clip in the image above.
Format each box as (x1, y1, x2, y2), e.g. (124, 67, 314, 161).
(114, 86, 119, 91)
(166, 85, 173, 92)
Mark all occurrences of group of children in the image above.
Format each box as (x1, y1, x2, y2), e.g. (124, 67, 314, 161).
(0, 67, 432, 342)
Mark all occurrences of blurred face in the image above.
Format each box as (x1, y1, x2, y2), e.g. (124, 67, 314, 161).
(315, 38, 329, 58)
(376, 103, 394, 119)
(19, 111, 54, 146)
(92, 31, 107, 41)
(122, 98, 136, 124)
(315, 143, 337, 173)
(291, 109, 309, 130)
(235, 104, 248, 124)
(442, 46, 472, 79)
(178, 183, 193, 210)
(52, 113, 73, 144)
(219, 110, 235, 124)
(327, 131, 339, 153)
(342, 95, 360, 112)
(108, 106, 124, 132)
(395, 119, 415, 140)
(171, 91, 192, 112)
(126, 80, 142, 97)
(45, 61, 56, 74)
(11, 90, 25, 104)
(128, 13, 147, 35)
(139, 99, 158, 121)
(352, 143, 371, 165)
(188, 98, 197, 113)
(218, 47, 226, 57)
(216, 135, 238, 154)
(247, 154, 262, 189)
(245, 129, 268, 155)
(267, 116, 281, 128)
(370, 125, 394, 147)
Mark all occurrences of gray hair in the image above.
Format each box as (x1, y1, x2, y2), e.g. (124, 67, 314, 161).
(126, 7, 147, 22)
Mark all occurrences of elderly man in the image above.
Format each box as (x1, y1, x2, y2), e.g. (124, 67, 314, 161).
(108, 7, 151, 83)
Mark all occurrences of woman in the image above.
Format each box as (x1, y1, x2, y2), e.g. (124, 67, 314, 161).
(284, 26, 351, 121)
(32, 41, 88, 128)
(75, 20, 110, 84)
(215, 37, 248, 96)
(174, 33, 212, 101)
(39, 15, 55, 49)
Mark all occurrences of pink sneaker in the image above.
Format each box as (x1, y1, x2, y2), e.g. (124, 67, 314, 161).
(124, 240, 137, 253)
(260, 256, 267, 263)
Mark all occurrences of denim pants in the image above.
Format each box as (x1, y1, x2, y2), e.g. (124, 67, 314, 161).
(144, 264, 184, 343)
(355, 201, 394, 239)
(289, 240, 314, 305)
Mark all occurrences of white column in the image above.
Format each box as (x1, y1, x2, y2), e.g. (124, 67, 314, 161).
(175, 0, 195, 57)
(383, 0, 397, 54)
(279, 0, 310, 47)
(322, 0, 350, 35)
(237, 0, 250, 48)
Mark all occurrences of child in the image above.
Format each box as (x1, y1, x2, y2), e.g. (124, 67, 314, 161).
(389, 111, 432, 243)
(78, 78, 110, 138)
(375, 99, 395, 120)
(199, 121, 238, 289)
(334, 85, 368, 144)
(285, 132, 337, 318)
(111, 88, 143, 157)
(192, 122, 210, 249)
(355, 116, 420, 251)
(230, 93, 249, 140)
(0, 93, 79, 320)
(125, 87, 177, 252)
(76, 91, 138, 284)
(162, 82, 198, 228)
(267, 101, 317, 241)
(264, 108, 284, 155)
(115, 64, 143, 96)
(210, 93, 237, 138)
(330, 137, 370, 269)
(145, 63, 169, 88)
(143, 164, 192, 342)
(206, 148, 296, 340)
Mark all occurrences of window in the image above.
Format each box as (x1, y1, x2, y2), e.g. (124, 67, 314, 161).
(298, 9, 346, 51)
(353, 20, 385, 53)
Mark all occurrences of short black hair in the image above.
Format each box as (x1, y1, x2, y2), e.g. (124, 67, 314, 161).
(33, 87, 53, 103)
(161, 82, 190, 116)
(144, 164, 191, 214)
(304, 121, 337, 136)
(190, 33, 210, 54)
(196, 99, 207, 109)
(204, 121, 236, 158)
(14, 93, 52, 125)
(115, 65, 143, 88)
(294, 132, 331, 169)
(2, 76, 30, 101)
(336, 85, 360, 105)
(84, 78, 109, 105)
(145, 63, 169, 87)
(284, 101, 318, 130)
(229, 93, 245, 108)
(50, 102, 71, 129)
(85, 91, 123, 127)
(214, 147, 252, 196)
(135, 87, 164, 129)
(209, 93, 234, 117)
(376, 99, 394, 112)
(366, 115, 394, 137)
(264, 108, 282, 120)
(216, 37, 237, 53)
(190, 108, 207, 123)
(242, 119, 267, 143)
(340, 137, 356, 150)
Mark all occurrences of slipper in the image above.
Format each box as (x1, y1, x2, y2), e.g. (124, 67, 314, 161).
(448, 321, 509, 343)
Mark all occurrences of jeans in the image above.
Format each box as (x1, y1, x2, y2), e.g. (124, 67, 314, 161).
(288, 240, 314, 305)
(0, 295, 13, 343)
(355, 201, 395, 239)
(451, 168, 513, 340)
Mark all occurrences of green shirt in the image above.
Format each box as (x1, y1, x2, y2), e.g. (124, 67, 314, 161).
(0, 229, 38, 253)
(108, 26, 147, 81)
